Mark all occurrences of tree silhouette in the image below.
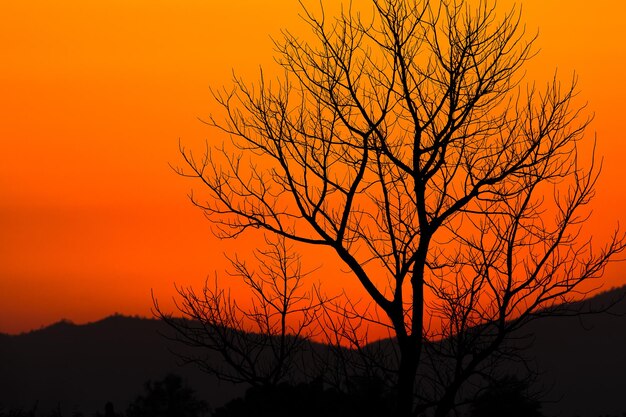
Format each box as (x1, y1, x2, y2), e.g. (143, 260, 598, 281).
(172, 0, 625, 415)
(125, 374, 208, 417)
(154, 237, 322, 387)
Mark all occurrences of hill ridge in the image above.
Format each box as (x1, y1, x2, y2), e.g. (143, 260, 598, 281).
(1, 286, 625, 416)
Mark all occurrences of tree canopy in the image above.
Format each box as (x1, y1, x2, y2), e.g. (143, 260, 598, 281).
(165, 1, 625, 415)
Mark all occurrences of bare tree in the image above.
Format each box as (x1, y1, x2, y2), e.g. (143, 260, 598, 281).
(154, 237, 321, 387)
(173, 0, 624, 415)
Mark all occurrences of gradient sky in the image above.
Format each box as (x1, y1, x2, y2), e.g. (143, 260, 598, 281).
(1, 0, 626, 335)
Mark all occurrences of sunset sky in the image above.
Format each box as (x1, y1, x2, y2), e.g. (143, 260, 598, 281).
(1, 0, 626, 335)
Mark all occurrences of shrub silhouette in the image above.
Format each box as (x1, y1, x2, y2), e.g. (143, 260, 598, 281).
(213, 378, 392, 417)
(469, 375, 544, 417)
(0, 407, 36, 417)
(125, 374, 208, 417)
(92, 401, 118, 417)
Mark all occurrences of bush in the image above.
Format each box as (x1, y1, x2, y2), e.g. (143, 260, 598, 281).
(126, 374, 208, 417)
(469, 375, 544, 417)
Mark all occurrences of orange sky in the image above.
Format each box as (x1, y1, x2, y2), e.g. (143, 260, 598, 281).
(1, 0, 626, 335)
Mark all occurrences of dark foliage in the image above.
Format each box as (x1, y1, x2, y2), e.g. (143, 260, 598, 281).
(213, 378, 394, 417)
(125, 374, 209, 417)
(469, 375, 544, 417)
(0, 407, 35, 417)
(0, 405, 77, 417)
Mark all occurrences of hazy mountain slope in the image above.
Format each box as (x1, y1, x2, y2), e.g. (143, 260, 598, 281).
(0, 315, 242, 415)
(523, 287, 626, 417)
(1, 287, 625, 416)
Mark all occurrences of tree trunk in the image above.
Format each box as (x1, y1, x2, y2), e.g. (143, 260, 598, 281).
(396, 336, 419, 417)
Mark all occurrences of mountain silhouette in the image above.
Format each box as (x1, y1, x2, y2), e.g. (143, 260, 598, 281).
(1, 287, 625, 416)
(521, 287, 626, 416)
(0, 314, 242, 415)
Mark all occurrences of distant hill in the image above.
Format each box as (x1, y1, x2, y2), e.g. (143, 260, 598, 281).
(361, 286, 626, 417)
(1, 287, 625, 416)
(521, 286, 626, 417)
(0, 314, 243, 415)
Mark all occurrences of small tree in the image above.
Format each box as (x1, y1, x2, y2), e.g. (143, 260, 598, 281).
(173, 0, 624, 415)
(154, 237, 321, 387)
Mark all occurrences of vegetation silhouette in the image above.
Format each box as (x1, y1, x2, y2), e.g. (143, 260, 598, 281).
(3, 296, 626, 416)
(0, 407, 36, 417)
(154, 237, 322, 387)
(213, 378, 393, 417)
(125, 374, 209, 417)
(468, 375, 544, 417)
(101, 402, 118, 417)
(0, 374, 208, 417)
(163, 0, 625, 415)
